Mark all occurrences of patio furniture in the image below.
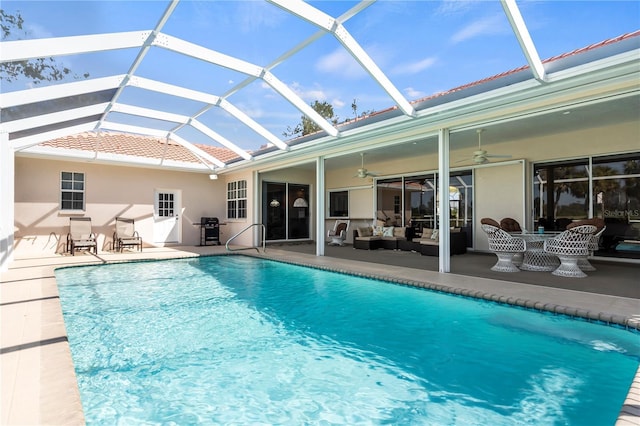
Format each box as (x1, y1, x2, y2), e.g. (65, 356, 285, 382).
(113, 217, 142, 252)
(419, 229, 467, 256)
(66, 217, 97, 255)
(543, 225, 597, 278)
(353, 227, 383, 250)
(480, 217, 500, 228)
(566, 219, 605, 271)
(327, 220, 349, 246)
(480, 224, 526, 272)
(517, 232, 561, 271)
(500, 217, 522, 232)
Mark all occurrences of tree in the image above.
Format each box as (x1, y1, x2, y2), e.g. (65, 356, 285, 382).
(283, 100, 338, 138)
(0, 9, 89, 84)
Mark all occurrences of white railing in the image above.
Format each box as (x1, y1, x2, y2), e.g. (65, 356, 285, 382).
(225, 223, 266, 253)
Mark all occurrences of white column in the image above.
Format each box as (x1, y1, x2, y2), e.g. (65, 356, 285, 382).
(1, 130, 15, 271)
(438, 129, 451, 273)
(252, 170, 261, 248)
(316, 155, 325, 256)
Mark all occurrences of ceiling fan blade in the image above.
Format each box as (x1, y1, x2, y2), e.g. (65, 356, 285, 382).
(485, 154, 512, 158)
(455, 158, 471, 164)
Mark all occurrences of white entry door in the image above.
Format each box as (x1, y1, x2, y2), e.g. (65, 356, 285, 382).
(154, 190, 181, 244)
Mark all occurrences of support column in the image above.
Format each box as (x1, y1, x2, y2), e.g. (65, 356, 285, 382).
(1, 130, 15, 271)
(316, 155, 325, 256)
(438, 129, 451, 273)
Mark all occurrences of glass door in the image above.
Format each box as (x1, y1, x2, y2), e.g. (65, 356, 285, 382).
(264, 182, 286, 240)
(263, 182, 310, 241)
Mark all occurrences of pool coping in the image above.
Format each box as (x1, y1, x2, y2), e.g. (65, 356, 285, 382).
(1, 247, 639, 425)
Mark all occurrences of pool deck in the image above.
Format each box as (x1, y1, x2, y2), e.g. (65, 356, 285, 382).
(2, 245, 639, 425)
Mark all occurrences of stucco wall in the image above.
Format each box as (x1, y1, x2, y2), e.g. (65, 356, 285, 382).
(14, 157, 225, 256)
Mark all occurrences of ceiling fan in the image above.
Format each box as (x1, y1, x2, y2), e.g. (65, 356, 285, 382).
(459, 129, 512, 164)
(354, 153, 379, 178)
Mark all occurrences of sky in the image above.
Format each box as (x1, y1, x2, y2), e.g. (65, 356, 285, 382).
(2, 0, 639, 152)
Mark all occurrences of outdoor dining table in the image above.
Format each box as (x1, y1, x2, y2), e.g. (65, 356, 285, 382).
(512, 231, 562, 271)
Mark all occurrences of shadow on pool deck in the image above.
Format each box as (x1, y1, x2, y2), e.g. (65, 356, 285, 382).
(270, 242, 640, 299)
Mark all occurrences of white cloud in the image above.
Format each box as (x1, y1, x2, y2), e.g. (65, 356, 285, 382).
(451, 14, 507, 44)
(316, 48, 367, 79)
(435, 0, 476, 16)
(392, 57, 437, 75)
(235, 1, 286, 33)
(290, 82, 328, 102)
(404, 87, 427, 99)
(332, 98, 345, 109)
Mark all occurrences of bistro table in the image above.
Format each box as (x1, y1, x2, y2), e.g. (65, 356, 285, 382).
(512, 231, 562, 271)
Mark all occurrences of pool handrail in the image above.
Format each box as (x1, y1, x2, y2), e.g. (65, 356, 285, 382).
(226, 223, 266, 253)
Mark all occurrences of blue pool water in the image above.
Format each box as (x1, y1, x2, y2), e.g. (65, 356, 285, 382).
(56, 256, 639, 425)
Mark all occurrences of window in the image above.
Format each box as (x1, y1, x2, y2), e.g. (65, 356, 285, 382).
(329, 190, 348, 217)
(227, 180, 247, 219)
(394, 195, 401, 214)
(60, 171, 85, 210)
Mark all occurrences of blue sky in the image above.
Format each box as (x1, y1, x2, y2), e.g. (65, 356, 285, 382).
(3, 1, 639, 151)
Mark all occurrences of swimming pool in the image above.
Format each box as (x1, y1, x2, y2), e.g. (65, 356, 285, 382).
(56, 255, 639, 425)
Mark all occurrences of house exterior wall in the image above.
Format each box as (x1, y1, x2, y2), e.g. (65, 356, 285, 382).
(12, 121, 638, 256)
(474, 161, 526, 251)
(219, 169, 255, 247)
(14, 157, 224, 256)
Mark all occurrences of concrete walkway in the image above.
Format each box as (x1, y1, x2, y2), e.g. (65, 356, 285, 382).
(2, 246, 638, 425)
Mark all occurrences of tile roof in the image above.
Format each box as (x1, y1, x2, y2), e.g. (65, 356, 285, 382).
(40, 132, 241, 164)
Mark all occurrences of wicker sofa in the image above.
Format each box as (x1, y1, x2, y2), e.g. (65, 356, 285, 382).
(353, 225, 409, 250)
(412, 228, 467, 256)
(353, 225, 467, 256)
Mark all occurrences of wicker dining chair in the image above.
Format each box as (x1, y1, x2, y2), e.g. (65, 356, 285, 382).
(480, 224, 526, 272)
(543, 225, 597, 278)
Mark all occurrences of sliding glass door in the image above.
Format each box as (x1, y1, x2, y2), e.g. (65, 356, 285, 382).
(263, 182, 310, 241)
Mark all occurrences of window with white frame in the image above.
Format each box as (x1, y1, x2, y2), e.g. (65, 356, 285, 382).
(227, 180, 247, 219)
(60, 171, 85, 210)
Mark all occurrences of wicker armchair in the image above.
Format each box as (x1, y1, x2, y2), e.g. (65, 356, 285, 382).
(543, 225, 597, 278)
(327, 220, 349, 246)
(566, 219, 605, 272)
(500, 217, 522, 233)
(480, 224, 526, 272)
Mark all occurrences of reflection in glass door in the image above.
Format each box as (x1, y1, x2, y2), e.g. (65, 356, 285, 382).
(264, 182, 286, 240)
(376, 170, 472, 246)
(263, 182, 310, 241)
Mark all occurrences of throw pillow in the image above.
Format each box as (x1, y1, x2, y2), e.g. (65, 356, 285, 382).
(431, 229, 439, 241)
(393, 227, 405, 238)
(373, 226, 384, 236)
(383, 226, 394, 237)
(358, 226, 372, 237)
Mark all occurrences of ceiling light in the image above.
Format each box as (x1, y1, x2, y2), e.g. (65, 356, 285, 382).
(209, 173, 218, 180)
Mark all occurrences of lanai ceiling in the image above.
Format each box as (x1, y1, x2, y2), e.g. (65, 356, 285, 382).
(1, 0, 639, 175)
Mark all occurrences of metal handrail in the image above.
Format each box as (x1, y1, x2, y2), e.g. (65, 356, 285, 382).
(225, 223, 266, 253)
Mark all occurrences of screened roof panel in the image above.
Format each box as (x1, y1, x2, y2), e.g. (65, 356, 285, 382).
(1, 0, 638, 170)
